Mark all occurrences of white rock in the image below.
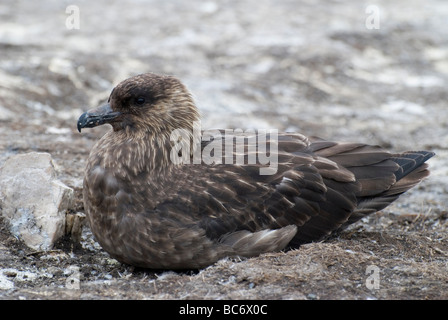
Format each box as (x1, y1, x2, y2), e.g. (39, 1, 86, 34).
(0, 152, 74, 251)
(0, 271, 14, 290)
(0, 268, 39, 290)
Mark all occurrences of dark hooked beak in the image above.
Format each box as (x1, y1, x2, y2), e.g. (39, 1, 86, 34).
(77, 103, 122, 133)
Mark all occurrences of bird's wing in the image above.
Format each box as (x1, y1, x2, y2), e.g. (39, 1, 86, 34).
(157, 131, 377, 247)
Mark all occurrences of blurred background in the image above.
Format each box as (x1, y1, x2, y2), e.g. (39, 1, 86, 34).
(0, 0, 447, 213)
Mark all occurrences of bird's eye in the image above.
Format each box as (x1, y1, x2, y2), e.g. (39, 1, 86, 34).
(135, 97, 146, 105)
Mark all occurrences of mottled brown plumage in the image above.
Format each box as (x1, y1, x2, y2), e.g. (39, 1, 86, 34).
(78, 73, 434, 269)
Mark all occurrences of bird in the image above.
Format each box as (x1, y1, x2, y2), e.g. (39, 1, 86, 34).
(77, 72, 434, 269)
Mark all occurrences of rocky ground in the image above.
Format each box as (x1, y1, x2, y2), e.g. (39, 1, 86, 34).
(0, 0, 447, 300)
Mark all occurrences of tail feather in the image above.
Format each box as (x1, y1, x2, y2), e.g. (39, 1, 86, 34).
(391, 151, 434, 181)
(340, 151, 434, 228)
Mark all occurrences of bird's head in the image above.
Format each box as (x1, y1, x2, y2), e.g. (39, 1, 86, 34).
(77, 73, 200, 137)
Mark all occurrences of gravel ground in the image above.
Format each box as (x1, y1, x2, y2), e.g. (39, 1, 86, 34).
(0, 0, 447, 300)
